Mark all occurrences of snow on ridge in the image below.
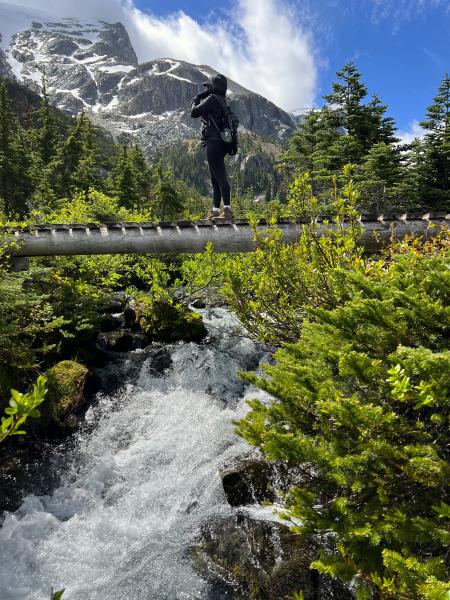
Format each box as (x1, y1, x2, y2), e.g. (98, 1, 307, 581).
(97, 64, 135, 74)
(166, 73, 194, 84)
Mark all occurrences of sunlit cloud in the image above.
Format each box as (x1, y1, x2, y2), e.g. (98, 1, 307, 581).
(397, 119, 426, 144)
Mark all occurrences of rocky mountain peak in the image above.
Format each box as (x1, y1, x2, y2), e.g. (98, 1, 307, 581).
(0, 4, 295, 155)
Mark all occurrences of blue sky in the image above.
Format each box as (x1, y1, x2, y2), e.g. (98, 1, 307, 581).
(7, 0, 449, 139)
(132, 0, 449, 134)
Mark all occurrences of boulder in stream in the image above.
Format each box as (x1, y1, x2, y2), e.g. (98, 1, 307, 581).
(191, 512, 353, 599)
(41, 360, 89, 432)
(127, 294, 207, 343)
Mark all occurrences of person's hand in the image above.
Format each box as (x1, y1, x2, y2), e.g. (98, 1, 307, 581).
(194, 89, 211, 102)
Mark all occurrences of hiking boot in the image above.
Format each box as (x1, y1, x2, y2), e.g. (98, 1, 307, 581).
(207, 209, 221, 220)
(220, 206, 234, 221)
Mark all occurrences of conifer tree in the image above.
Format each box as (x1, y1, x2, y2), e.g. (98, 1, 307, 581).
(356, 142, 416, 212)
(71, 117, 98, 198)
(149, 162, 184, 221)
(0, 80, 29, 217)
(128, 144, 152, 207)
(284, 64, 400, 209)
(418, 73, 450, 210)
(324, 63, 397, 158)
(36, 73, 59, 167)
(108, 145, 142, 210)
(237, 246, 450, 599)
(44, 111, 94, 203)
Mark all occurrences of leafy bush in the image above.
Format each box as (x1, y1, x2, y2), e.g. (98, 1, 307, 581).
(218, 167, 363, 346)
(236, 243, 450, 599)
(0, 376, 47, 444)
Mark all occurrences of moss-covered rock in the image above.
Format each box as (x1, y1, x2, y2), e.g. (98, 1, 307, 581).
(129, 294, 207, 343)
(41, 360, 89, 429)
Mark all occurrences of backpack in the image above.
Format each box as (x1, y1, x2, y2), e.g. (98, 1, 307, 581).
(209, 95, 239, 156)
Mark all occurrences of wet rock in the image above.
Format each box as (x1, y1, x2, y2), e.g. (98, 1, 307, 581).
(191, 299, 206, 309)
(220, 457, 278, 506)
(192, 513, 352, 600)
(147, 347, 172, 375)
(130, 295, 207, 343)
(99, 313, 124, 332)
(40, 360, 89, 432)
(97, 331, 148, 352)
(220, 455, 303, 507)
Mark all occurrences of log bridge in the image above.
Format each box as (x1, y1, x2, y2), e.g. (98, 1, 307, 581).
(3, 213, 449, 271)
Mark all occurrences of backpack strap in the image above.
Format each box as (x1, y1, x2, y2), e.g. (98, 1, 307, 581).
(208, 94, 227, 137)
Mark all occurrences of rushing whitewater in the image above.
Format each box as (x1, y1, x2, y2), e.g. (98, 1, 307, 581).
(0, 309, 266, 600)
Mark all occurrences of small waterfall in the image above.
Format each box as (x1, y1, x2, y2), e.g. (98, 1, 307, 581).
(0, 309, 265, 600)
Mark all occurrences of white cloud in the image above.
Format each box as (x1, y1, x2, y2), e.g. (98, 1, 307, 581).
(1, 0, 317, 112)
(397, 119, 426, 144)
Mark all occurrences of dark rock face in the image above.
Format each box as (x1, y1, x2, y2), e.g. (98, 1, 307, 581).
(147, 347, 173, 375)
(192, 513, 353, 600)
(92, 22, 138, 66)
(221, 457, 280, 506)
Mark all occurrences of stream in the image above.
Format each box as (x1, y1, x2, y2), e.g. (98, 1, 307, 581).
(0, 308, 268, 600)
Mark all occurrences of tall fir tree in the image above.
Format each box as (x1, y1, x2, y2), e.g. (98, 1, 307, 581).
(149, 161, 184, 221)
(36, 73, 59, 167)
(108, 145, 148, 210)
(356, 142, 418, 213)
(0, 80, 30, 217)
(71, 117, 99, 198)
(418, 73, 450, 210)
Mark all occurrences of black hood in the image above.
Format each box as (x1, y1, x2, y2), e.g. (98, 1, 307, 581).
(203, 73, 228, 96)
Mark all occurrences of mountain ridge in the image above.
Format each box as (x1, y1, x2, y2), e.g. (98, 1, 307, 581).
(0, 3, 296, 157)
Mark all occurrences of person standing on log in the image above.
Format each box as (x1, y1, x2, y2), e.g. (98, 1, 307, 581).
(191, 73, 234, 221)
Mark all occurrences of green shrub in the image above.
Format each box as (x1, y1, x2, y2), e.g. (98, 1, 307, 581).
(236, 246, 450, 599)
(0, 376, 47, 444)
(218, 167, 363, 346)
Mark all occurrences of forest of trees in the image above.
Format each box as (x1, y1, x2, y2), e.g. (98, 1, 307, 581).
(0, 76, 207, 222)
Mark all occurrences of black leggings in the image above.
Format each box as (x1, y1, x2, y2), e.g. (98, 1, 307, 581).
(206, 141, 230, 208)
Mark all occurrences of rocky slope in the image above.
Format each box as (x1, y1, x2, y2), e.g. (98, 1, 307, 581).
(0, 3, 295, 158)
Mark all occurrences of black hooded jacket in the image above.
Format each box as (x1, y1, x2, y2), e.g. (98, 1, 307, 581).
(191, 74, 228, 145)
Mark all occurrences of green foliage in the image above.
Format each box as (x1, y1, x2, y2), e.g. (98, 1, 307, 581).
(51, 589, 65, 600)
(417, 73, 450, 211)
(0, 79, 32, 217)
(219, 167, 363, 346)
(0, 375, 47, 444)
(130, 291, 207, 343)
(107, 144, 152, 211)
(42, 189, 147, 224)
(236, 239, 450, 599)
(149, 161, 184, 221)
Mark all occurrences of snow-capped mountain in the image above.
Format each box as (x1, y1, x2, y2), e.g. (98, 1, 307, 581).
(0, 3, 295, 154)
